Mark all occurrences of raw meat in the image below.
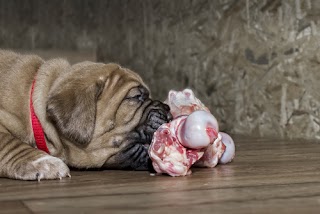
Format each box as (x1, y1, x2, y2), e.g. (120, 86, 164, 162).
(149, 89, 235, 176)
(148, 116, 205, 176)
(148, 111, 219, 176)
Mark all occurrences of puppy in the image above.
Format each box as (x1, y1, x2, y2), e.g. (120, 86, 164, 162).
(0, 50, 171, 180)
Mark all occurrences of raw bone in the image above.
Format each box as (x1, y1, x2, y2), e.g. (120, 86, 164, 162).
(178, 110, 219, 149)
(218, 132, 235, 164)
(165, 88, 210, 118)
(165, 89, 235, 165)
(148, 115, 205, 176)
(195, 132, 235, 167)
(149, 89, 235, 176)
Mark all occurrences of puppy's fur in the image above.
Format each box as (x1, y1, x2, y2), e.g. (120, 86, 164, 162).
(0, 50, 171, 180)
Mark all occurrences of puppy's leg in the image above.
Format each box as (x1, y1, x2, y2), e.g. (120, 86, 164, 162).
(0, 132, 70, 180)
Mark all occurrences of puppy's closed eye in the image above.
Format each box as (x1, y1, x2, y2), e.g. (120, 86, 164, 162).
(126, 86, 149, 102)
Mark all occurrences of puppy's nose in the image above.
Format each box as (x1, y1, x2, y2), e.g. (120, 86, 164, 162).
(150, 101, 172, 122)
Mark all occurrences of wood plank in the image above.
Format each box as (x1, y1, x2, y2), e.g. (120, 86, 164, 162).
(23, 183, 320, 213)
(0, 137, 319, 213)
(0, 201, 32, 214)
(1, 167, 320, 202)
(23, 197, 320, 214)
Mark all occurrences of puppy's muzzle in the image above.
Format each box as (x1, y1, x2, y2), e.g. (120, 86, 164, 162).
(136, 101, 172, 142)
(113, 100, 172, 170)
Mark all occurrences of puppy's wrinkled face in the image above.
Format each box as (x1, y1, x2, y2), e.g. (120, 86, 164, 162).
(103, 99, 171, 170)
(47, 62, 171, 170)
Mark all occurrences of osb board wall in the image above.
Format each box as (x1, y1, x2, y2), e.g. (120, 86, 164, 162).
(98, 0, 320, 140)
(0, 0, 319, 140)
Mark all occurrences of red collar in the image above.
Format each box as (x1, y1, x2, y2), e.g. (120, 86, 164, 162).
(30, 79, 50, 154)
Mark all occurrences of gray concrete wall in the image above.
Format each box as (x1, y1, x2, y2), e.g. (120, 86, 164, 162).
(1, 0, 320, 140)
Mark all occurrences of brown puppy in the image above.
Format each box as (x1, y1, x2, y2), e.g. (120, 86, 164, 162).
(0, 50, 171, 180)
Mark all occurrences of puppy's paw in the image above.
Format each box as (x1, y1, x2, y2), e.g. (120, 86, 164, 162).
(15, 155, 71, 181)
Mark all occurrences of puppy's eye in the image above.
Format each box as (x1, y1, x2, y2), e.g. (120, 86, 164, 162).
(126, 90, 141, 100)
(126, 87, 148, 102)
(129, 94, 143, 101)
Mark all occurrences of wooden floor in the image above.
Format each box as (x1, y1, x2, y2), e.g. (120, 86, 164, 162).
(1, 137, 320, 214)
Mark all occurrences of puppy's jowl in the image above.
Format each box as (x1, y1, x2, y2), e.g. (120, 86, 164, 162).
(0, 50, 171, 180)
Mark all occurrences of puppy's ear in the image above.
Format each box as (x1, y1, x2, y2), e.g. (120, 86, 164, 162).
(46, 79, 105, 145)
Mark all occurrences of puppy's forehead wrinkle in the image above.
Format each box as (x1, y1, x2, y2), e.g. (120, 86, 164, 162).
(106, 69, 141, 90)
(51, 62, 117, 91)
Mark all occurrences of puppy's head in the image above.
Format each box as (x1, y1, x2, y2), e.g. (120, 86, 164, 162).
(47, 62, 171, 170)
